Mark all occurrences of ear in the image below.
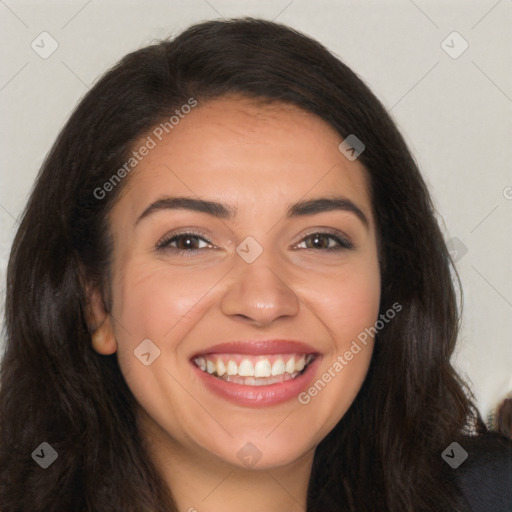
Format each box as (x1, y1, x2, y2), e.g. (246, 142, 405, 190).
(83, 279, 117, 356)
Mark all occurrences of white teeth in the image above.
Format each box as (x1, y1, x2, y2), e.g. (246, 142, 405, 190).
(285, 357, 295, 374)
(226, 360, 238, 376)
(254, 359, 271, 378)
(216, 359, 226, 377)
(271, 359, 286, 376)
(194, 353, 315, 380)
(238, 359, 254, 377)
(206, 359, 216, 374)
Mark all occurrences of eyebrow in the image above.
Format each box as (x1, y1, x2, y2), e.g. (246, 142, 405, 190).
(135, 195, 369, 228)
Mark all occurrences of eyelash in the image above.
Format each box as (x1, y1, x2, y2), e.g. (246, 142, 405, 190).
(155, 230, 354, 255)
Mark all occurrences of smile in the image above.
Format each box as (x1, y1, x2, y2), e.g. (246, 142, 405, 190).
(193, 353, 316, 386)
(190, 339, 321, 406)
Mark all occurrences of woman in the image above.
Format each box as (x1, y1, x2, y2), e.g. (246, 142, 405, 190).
(0, 18, 510, 512)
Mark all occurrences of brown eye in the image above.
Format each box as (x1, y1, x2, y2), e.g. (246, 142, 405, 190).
(305, 234, 332, 249)
(156, 233, 212, 252)
(172, 235, 203, 251)
(299, 232, 353, 251)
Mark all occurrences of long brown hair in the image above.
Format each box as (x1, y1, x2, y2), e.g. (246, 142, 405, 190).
(0, 17, 500, 511)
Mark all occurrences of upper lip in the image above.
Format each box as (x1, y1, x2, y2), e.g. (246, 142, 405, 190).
(191, 339, 319, 357)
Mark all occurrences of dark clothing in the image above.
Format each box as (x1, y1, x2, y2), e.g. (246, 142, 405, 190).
(456, 433, 512, 512)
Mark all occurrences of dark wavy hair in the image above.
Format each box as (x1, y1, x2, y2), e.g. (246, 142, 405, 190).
(0, 17, 505, 512)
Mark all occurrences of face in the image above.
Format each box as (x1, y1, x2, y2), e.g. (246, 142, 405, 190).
(90, 96, 381, 472)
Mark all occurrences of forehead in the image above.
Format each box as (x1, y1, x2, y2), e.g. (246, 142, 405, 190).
(114, 96, 373, 226)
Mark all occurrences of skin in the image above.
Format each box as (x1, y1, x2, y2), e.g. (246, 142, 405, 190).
(88, 95, 381, 512)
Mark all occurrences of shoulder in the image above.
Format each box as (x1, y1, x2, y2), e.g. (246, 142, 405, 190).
(453, 433, 512, 512)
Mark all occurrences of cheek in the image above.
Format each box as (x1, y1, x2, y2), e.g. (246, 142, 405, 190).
(112, 259, 220, 340)
(297, 254, 379, 423)
(108, 258, 228, 387)
(308, 256, 381, 345)
(108, 259, 219, 425)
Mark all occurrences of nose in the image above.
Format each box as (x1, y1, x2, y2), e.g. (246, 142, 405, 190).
(220, 253, 300, 326)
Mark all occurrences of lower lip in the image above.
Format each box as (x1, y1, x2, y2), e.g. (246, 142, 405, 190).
(191, 357, 320, 407)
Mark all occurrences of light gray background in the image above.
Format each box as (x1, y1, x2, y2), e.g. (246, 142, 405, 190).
(1, 0, 511, 419)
